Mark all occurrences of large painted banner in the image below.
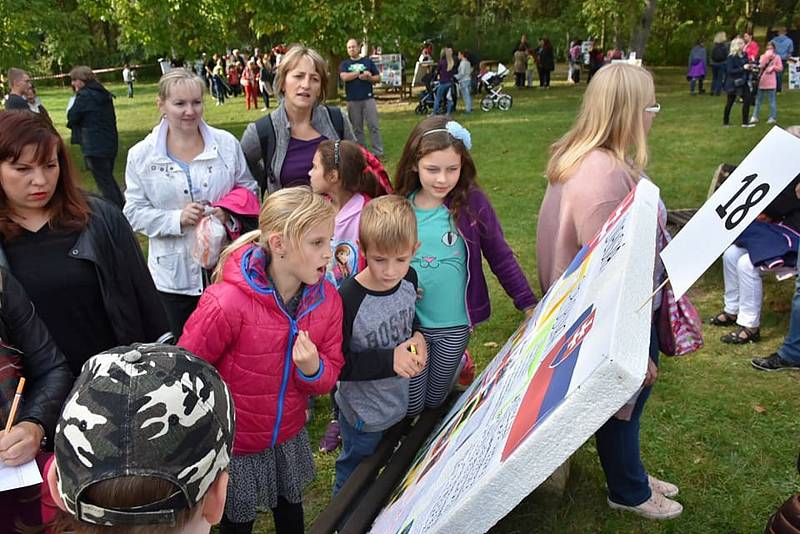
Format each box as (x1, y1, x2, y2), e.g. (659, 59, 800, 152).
(370, 180, 661, 534)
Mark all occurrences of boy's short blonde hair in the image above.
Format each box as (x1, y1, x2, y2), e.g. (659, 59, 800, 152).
(359, 196, 417, 254)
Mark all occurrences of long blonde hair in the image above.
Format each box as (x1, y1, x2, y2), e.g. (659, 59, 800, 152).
(545, 63, 655, 183)
(212, 187, 335, 282)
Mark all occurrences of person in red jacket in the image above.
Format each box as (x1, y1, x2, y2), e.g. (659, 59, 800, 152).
(180, 186, 343, 534)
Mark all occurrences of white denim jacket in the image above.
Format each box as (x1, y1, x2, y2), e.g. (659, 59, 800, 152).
(124, 119, 258, 296)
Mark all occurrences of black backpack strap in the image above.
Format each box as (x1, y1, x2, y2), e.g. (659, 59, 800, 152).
(326, 105, 345, 140)
(254, 114, 277, 194)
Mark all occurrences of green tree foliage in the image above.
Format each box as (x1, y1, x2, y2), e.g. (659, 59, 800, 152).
(3, 0, 799, 77)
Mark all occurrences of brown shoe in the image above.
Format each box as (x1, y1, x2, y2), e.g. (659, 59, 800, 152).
(608, 492, 683, 520)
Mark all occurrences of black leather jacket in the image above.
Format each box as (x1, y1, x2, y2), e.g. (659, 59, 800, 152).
(0, 196, 172, 353)
(0, 269, 73, 447)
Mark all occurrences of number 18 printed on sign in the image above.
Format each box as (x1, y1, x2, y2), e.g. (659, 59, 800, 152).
(660, 126, 800, 299)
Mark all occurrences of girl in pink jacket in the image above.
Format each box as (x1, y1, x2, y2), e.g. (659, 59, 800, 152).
(750, 41, 784, 124)
(180, 187, 344, 534)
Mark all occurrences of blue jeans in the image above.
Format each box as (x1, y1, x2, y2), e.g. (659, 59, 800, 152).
(595, 323, 659, 506)
(753, 88, 777, 120)
(213, 76, 226, 103)
(711, 64, 726, 95)
(332, 413, 383, 495)
(459, 80, 472, 112)
(777, 250, 800, 364)
(776, 69, 784, 92)
(433, 82, 453, 114)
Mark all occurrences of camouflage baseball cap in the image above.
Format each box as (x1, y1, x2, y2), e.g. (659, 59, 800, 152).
(54, 343, 235, 526)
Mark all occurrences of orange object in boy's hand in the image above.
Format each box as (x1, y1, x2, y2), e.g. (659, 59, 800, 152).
(293, 330, 321, 377)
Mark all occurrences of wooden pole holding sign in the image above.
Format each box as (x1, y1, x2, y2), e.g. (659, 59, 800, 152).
(660, 126, 800, 299)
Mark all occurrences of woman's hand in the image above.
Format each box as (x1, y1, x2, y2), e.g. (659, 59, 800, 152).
(643, 358, 658, 387)
(293, 330, 320, 377)
(0, 421, 43, 466)
(180, 202, 205, 228)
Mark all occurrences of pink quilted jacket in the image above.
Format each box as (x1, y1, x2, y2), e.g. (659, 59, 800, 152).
(180, 244, 343, 454)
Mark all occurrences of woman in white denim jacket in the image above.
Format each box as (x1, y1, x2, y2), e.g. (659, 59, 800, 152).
(124, 69, 258, 337)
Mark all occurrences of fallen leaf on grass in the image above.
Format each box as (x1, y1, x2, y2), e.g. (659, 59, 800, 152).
(483, 341, 498, 348)
(753, 404, 767, 414)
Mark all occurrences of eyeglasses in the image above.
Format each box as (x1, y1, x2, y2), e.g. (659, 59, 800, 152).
(644, 103, 661, 113)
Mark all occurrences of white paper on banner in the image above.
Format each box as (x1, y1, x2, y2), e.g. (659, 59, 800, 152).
(661, 126, 800, 299)
(369, 181, 660, 534)
(0, 459, 42, 492)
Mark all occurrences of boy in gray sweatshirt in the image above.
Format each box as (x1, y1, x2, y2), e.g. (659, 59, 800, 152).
(333, 196, 428, 494)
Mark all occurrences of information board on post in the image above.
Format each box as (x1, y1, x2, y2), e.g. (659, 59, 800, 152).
(660, 126, 800, 299)
(369, 181, 660, 534)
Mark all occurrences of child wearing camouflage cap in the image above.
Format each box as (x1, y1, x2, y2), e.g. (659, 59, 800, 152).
(44, 343, 235, 533)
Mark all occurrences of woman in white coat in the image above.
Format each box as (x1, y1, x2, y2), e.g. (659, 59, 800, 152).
(124, 68, 258, 337)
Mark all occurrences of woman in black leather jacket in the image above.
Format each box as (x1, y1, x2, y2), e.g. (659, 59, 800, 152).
(0, 267, 72, 531)
(0, 111, 171, 378)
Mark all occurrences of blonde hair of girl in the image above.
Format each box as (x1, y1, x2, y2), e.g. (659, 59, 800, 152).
(213, 187, 335, 282)
(545, 63, 655, 183)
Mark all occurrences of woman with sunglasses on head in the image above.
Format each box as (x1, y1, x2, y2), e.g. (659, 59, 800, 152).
(537, 63, 682, 521)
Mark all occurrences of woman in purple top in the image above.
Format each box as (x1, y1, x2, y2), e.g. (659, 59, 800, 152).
(240, 45, 356, 195)
(433, 46, 458, 115)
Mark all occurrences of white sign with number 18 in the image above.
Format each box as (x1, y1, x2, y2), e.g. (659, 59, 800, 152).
(661, 126, 800, 300)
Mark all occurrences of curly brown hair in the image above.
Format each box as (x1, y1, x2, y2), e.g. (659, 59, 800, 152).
(393, 116, 478, 223)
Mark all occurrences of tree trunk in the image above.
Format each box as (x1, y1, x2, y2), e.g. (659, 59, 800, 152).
(630, 0, 658, 60)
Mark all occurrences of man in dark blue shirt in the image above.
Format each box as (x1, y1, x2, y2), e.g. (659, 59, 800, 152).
(4, 68, 31, 111)
(339, 38, 384, 159)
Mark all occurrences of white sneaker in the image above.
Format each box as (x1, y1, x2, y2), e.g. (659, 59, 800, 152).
(749, 116, 759, 124)
(608, 492, 683, 520)
(767, 117, 777, 124)
(648, 475, 679, 497)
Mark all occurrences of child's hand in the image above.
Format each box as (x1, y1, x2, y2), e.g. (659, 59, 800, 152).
(394, 337, 427, 378)
(410, 331, 428, 364)
(293, 330, 320, 377)
(523, 306, 536, 320)
(416, 286, 424, 301)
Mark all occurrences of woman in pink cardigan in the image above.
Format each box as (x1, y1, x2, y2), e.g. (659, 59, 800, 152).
(750, 41, 784, 125)
(537, 63, 682, 521)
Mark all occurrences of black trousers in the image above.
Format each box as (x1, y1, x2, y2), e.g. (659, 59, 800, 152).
(158, 291, 200, 339)
(220, 497, 304, 534)
(723, 86, 751, 126)
(538, 67, 551, 87)
(84, 156, 124, 208)
(514, 72, 525, 87)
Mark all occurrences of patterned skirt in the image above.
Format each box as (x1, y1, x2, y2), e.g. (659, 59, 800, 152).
(224, 429, 316, 522)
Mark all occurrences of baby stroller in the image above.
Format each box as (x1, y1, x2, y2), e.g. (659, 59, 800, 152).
(479, 63, 512, 112)
(415, 67, 440, 115)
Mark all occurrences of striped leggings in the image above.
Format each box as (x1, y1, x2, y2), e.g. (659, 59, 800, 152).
(407, 325, 471, 417)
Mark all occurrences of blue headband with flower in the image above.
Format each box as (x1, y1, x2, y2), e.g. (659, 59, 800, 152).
(421, 121, 472, 151)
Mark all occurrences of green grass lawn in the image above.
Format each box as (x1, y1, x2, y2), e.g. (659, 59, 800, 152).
(39, 66, 800, 533)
